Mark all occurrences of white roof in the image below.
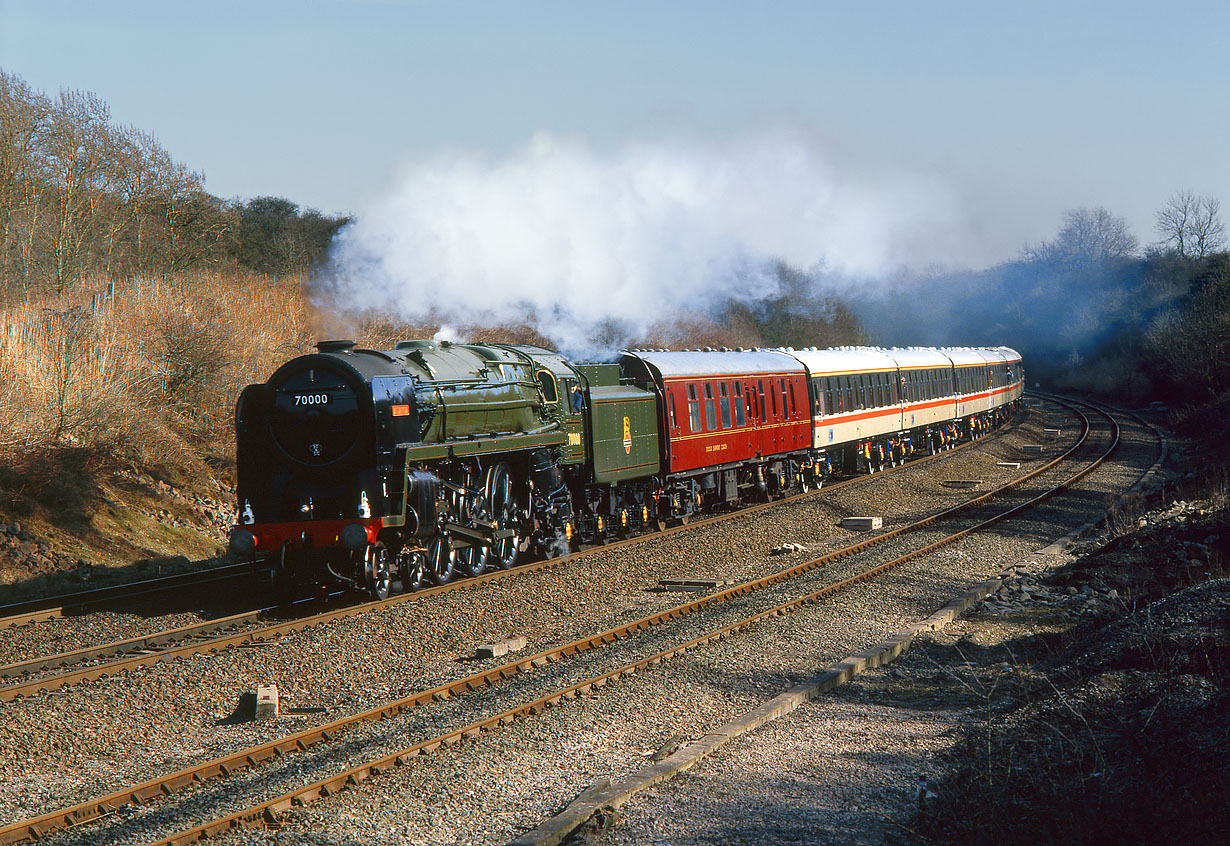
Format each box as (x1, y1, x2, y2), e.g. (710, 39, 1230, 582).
(938, 347, 990, 367)
(623, 349, 806, 379)
(979, 346, 1022, 364)
(788, 346, 901, 375)
(884, 347, 956, 369)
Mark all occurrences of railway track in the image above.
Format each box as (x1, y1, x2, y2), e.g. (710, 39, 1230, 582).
(0, 406, 1028, 703)
(0, 563, 256, 630)
(0, 396, 1134, 846)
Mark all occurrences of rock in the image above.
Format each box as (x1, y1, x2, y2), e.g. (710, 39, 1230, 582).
(770, 542, 807, 554)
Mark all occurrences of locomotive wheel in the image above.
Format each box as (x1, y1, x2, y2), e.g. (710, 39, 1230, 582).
(452, 539, 485, 577)
(397, 546, 427, 593)
(427, 537, 453, 585)
(449, 466, 487, 578)
(364, 544, 392, 601)
(487, 464, 519, 570)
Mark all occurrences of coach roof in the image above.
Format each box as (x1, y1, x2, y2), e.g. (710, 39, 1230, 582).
(621, 349, 806, 379)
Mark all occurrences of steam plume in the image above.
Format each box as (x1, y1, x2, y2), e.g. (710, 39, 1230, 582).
(320, 130, 970, 356)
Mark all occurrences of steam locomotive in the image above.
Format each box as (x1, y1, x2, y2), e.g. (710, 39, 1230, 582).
(228, 340, 1023, 598)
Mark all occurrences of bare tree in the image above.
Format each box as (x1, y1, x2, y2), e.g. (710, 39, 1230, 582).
(1154, 190, 1226, 258)
(0, 70, 51, 286)
(44, 88, 114, 291)
(1024, 207, 1138, 268)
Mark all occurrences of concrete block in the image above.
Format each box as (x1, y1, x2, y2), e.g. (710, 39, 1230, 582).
(841, 516, 883, 530)
(1043, 428, 1061, 438)
(997, 461, 1021, 469)
(1022, 444, 1044, 455)
(255, 684, 278, 720)
(658, 579, 736, 592)
(476, 636, 528, 659)
(940, 480, 981, 489)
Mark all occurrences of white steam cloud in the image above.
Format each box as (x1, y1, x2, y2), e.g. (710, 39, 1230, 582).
(322, 130, 971, 355)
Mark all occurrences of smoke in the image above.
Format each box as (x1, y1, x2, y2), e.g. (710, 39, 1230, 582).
(320, 130, 972, 356)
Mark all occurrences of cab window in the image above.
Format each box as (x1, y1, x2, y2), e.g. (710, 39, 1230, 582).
(536, 371, 558, 403)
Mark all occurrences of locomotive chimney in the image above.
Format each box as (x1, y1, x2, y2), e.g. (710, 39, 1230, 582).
(316, 340, 356, 354)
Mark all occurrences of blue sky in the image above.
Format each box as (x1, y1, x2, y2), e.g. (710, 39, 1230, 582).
(2, 0, 1228, 267)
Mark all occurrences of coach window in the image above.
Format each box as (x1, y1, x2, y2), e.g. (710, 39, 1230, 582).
(876, 373, 886, 407)
(703, 383, 718, 430)
(719, 382, 732, 428)
(780, 379, 789, 418)
(733, 383, 746, 426)
(758, 381, 767, 421)
(788, 380, 798, 418)
(687, 384, 702, 432)
(666, 388, 679, 430)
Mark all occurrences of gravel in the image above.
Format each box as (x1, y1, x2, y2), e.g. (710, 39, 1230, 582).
(0, 401, 1166, 845)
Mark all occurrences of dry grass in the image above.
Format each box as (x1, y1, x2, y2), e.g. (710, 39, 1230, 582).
(0, 270, 317, 491)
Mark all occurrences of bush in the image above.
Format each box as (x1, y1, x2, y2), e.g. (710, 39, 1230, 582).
(0, 270, 317, 492)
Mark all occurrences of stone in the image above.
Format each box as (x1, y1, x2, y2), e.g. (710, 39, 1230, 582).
(255, 685, 279, 720)
(476, 636, 528, 659)
(840, 517, 883, 531)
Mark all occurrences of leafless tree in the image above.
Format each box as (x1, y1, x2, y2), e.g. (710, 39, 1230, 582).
(1154, 190, 1226, 258)
(0, 70, 51, 286)
(1023, 207, 1138, 268)
(44, 88, 114, 291)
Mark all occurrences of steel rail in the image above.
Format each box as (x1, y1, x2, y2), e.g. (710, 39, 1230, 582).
(0, 406, 1036, 701)
(141, 400, 1123, 846)
(0, 563, 255, 630)
(0, 400, 1096, 844)
(0, 608, 267, 679)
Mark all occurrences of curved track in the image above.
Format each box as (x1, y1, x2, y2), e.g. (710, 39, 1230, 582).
(0, 396, 1148, 846)
(0, 406, 1026, 702)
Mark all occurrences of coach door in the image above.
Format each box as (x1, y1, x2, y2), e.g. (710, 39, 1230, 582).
(749, 379, 772, 457)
